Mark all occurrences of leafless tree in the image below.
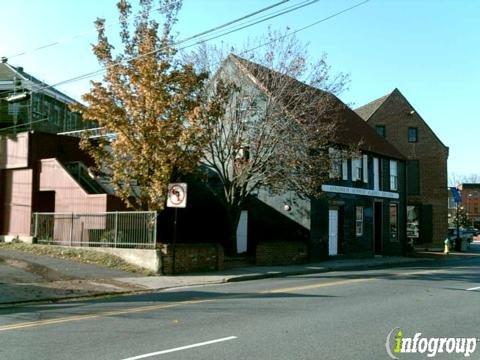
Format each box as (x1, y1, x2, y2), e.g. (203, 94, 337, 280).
(449, 173, 480, 187)
(191, 29, 355, 254)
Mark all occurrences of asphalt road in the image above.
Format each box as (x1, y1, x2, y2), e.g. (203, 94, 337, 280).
(1, 257, 479, 360)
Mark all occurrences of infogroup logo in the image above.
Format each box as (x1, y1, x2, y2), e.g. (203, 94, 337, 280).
(385, 327, 478, 359)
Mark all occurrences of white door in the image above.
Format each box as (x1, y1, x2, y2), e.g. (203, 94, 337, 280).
(236, 211, 248, 254)
(328, 209, 338, 256)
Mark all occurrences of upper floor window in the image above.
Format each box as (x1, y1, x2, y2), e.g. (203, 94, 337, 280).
(408, 127, 418, 142)
(390, 160, 398, 191)
(328, 149, 341, 179)
(375, 125, 386, 137)
(235, 95, 250, 121)
(352, 158, 363, 181)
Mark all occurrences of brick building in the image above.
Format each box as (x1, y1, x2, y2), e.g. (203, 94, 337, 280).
(355, 88, 448, 247)
(449, 184, 480, 228)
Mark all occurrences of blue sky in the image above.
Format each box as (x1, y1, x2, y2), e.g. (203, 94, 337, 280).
(1, 0, 478, 177)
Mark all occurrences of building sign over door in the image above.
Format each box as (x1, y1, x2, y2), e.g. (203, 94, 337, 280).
(321, 184, 399, 199)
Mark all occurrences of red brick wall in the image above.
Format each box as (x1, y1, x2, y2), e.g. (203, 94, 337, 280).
(160, 243, 224, 275)
(256, 241, 308, 266)
(366, 90, 448, 246)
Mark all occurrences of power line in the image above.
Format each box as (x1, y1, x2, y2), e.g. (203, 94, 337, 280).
(27, 0, 368, 97)
(22, 0, 299, 93)
(176, 0, 292, 45)
(178, 0, 320, 50)
(176, 0, 313, 46)
(3, 0, 289, 61)
(240, 0, 371, 56)
(3, 0, 185, 60)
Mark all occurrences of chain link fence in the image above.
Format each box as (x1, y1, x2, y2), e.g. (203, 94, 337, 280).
(32, 211, 157, 249)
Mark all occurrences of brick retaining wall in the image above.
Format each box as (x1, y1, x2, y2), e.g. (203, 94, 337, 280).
(160, 243, 224, 275)
(256, 241, 308, 266)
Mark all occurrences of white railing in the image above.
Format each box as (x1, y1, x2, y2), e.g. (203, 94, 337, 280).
(58, 127, 116, 140)
(32, 211, 157, 249)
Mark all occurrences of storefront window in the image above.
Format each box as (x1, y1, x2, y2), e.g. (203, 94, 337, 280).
(356, 206, 364, 236)
(390, 203, 398, 241)
(407, 206, 420, 239)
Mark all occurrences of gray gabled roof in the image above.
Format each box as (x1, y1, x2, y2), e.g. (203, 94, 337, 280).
(227, 54, 405, 160)
(354, 92, 391, 120)
(0, 62, 80, 104)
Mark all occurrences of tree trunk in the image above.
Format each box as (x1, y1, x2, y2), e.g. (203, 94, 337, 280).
(225, 204, 242, 257)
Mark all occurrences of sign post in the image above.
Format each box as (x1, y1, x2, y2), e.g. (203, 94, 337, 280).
(167, 183, 187, 274)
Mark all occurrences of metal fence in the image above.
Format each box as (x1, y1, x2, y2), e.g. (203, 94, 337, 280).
(32, 211, 157, 249)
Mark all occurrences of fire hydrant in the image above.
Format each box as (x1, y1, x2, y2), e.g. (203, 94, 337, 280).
(444, 238, 450, 255)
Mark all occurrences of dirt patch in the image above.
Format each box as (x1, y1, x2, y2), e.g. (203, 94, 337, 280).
(2, 257, 73, 282)
(0, 243, 153, 275)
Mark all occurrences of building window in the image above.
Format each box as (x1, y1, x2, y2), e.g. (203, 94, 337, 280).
(390, 160, 398, 191)
(53, 105, 61, 126)
(406, 160, 420, 195)
(356, 206, 364, 236)
(329, 148, 342, 179)
(375, 125, 386, 137)
(66, 112, 76, 131)
(352, 158, 362, 181)
(390, 203, 398, 241)
(235, 95, 250, 121)
(408, 127, 418, 142)
(33, 95, 40, 113)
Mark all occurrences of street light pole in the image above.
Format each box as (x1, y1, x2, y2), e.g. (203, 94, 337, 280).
(456, 201, 460, 251)
(467, 193, 472, 227)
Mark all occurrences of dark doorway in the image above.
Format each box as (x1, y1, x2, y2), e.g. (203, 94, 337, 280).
(37, 191, 55, 213)
(374, 201, 383, 255)
(420, 204, 433, 244)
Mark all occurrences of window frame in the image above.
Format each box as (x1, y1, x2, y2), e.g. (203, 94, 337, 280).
(355, 206, 364, 237)
(352, 158, 363, 181)
(408, 127, 418, 143)
(390, 160, 398, 191)
(375, 125, 386, 137)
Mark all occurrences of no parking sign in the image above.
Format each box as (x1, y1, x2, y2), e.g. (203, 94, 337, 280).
(167, 183, 187, 208)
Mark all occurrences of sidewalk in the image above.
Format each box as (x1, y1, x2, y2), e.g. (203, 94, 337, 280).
(1, 244, 479, 306)
(115, 256, 428, 291)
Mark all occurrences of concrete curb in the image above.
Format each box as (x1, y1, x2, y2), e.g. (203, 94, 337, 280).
(223, 258, 435, 283)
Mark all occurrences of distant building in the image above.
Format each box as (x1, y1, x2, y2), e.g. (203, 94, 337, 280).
(449, 184, 480, 228)
(355, 88, 448, 247)
(0, 60, 94, 134)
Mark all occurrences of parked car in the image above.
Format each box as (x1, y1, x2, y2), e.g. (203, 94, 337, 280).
(447, 228, 473, 250)
(463, 226, 479, 237)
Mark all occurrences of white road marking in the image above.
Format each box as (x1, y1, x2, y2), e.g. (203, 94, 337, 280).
(120, 336, 238, 360)
(466, 286, 480, 291)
